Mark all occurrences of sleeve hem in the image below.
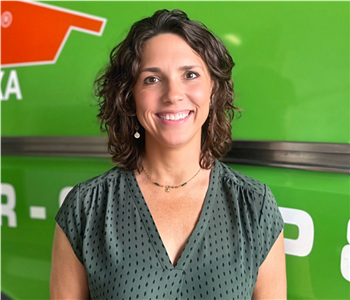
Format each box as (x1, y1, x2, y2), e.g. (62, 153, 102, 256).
(259, 223, 284, 267)
(54, 184, 84, 265)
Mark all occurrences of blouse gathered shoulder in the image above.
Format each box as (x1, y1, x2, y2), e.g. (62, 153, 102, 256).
(56, 160, 284, 300)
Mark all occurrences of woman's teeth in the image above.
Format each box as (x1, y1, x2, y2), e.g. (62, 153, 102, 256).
(159, 112, 190, 121)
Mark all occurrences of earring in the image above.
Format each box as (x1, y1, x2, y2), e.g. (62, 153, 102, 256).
(134, 122, 140, 139)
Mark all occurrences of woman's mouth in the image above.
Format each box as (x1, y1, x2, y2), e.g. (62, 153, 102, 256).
(157, 111, 192, 121)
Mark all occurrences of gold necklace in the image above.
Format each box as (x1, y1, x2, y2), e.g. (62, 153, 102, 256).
(143, 166, 201, 192)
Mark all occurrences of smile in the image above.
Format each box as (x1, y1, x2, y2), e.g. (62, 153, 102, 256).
(157, 111, 191, 121)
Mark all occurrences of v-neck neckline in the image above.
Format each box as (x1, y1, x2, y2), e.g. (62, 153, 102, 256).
(127, 161, 219, 271)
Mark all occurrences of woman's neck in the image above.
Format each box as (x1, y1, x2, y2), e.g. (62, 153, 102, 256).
(142, 140, 202, 185)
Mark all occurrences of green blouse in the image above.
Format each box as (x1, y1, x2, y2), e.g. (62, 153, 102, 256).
(56, 160, 284, 300)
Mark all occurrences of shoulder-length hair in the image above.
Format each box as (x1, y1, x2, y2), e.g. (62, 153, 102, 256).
(95, 9, 239, 171)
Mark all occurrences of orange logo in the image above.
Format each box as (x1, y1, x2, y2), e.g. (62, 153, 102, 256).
(1, 1, 107, 67)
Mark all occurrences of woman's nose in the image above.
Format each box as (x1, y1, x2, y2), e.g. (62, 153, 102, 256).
(162, 78, 184, 104)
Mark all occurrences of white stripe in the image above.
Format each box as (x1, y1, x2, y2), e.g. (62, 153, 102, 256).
(19, 0, 107, 23)
(29, 206, 46, 219)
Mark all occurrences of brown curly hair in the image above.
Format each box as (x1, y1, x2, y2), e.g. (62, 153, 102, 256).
(95, 9, 239, 171)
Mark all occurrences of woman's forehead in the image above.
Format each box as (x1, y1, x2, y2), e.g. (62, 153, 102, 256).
(139, 33, 207, 69)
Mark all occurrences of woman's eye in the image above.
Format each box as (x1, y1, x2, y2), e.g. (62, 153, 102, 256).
(185, 72, 199, 79)
(144, 76, 159, 84)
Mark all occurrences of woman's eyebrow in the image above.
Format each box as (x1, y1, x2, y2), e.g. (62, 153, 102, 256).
(139, 67, 161, 74)
(139, 65, 203, 74)
(179, 65, 202, 71)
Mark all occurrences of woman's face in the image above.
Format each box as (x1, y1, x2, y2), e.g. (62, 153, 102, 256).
(133, 33, 213, 150)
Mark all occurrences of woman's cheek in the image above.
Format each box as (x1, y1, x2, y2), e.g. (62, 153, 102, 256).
(188, 84, 211, 105)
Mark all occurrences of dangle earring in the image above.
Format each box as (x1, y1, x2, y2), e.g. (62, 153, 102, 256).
(134, 122, 140, 139)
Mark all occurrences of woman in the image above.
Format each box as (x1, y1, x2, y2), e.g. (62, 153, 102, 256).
(51, 9, 286, 299)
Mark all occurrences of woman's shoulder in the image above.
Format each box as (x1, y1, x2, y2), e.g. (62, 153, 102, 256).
(76, 165, 129, 194)
(215, 161, 284, 266)
(57, 166, 130, 225)
(216, 160, 267, 196)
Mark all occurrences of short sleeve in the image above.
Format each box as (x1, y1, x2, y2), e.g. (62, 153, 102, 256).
(258, 185, 284, 266)
(55, 184, 85, 264)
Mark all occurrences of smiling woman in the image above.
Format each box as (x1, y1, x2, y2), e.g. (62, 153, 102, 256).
(50, 9, 286, 300)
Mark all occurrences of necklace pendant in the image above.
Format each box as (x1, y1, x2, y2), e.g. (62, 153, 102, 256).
(165, 185, 170, 192)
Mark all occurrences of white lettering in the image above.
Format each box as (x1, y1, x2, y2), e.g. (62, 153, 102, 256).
(279, 207, 314, 257)
(341, 220, 350, 281)
(1, 70, 22, 100)
(0, 71, 4, 100)
(29, 206, 47, 220)
(1, 183, 17, 227)
(59, 187, 73, 207)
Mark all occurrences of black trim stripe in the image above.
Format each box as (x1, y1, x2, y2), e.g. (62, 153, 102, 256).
(2, 136, 350, 174)
(223, 140, 350, 174)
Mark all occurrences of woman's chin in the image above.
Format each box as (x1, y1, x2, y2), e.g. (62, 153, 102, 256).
(149, 133, 200, 150)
